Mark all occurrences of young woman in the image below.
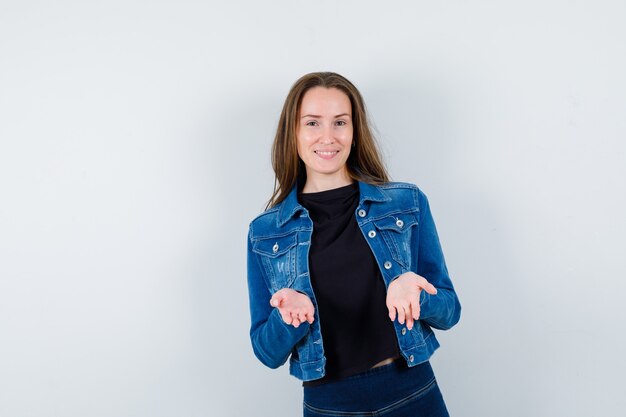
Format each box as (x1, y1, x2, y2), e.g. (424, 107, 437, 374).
(246, 72, 461, 416)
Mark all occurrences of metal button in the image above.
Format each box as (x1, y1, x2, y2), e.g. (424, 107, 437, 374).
(396, 219, 404, 228)
(368, 230, 376, 238)
(409, 355, 414, 362)
(272, 243, 279, 253)
(358, 209, 367, 217)
(401, 328, 407, 335)
(384, 261, 392, 269)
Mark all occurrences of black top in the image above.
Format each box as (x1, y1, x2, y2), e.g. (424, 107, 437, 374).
(298, 182, 400, 386)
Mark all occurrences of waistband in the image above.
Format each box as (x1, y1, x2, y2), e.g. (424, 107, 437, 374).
(303, 356, 405, 388)
(303, 359, 435, 410)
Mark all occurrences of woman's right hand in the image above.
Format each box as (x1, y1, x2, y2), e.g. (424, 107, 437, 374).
(270, 288, 315, 328)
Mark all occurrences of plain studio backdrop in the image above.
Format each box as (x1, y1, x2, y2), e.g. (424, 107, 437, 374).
(1, 1, 625, 416)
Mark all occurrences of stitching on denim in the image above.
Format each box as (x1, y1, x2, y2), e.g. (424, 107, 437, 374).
(377, 224, 417, 269)
(257, 249, 297, 291)
(379, 182, 417, 190)
(294, 358, 326, 366)
(251, 229, 303, 242)
(423, 329, 434, 341)
(251, 226, 312, 239)
(259, 256, 276, 288)
(377, 377, 437, 414)
(302, 377, 437, 416)
(252, 238, 297, 257)
(303, 401, 373, 416)
(372, 212, 419, 231)
(289, 245, 296, 286)
(364, 207, 418, 224)
(422, 291, 451, 329)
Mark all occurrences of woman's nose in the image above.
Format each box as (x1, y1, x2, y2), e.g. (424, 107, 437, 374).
(319, 126, 334, 144)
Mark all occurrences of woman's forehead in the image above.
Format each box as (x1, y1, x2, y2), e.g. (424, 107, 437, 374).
(300, 87, 351, 116)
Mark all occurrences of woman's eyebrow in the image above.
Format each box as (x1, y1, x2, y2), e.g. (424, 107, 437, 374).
(301, 113, 351, 119)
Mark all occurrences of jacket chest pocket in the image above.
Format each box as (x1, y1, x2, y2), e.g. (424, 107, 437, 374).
(252, 232, 298, 292)
(372, 211, 419, 269)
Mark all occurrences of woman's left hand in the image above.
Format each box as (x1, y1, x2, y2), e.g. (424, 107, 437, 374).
(386, 272, 438, 330)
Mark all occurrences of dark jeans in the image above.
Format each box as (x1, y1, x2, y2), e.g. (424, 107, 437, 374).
(303, 359, 449, 417)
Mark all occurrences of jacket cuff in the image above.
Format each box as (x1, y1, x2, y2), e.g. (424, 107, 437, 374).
(269, 306, 311, 341)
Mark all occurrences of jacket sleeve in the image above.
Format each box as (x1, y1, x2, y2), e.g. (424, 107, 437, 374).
(247, 227, 311, 369)
(415, 189, 462, 330)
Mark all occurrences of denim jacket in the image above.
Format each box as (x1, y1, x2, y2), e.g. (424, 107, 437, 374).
(246, 180, 461, 382)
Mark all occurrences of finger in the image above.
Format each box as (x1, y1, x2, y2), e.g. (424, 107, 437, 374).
(397, 304, 406, 325)
(404, 304, 414, 330)
(417, 279, 438, 295)
(279, 309, 292, 325)
(387, 303, 396, 321)
(410, 297, 421, 321)
(302, 311, 314, 324)
(405, 312, 412, 329)
(298, 311, 308, 325)
(291, 312, 301, 328)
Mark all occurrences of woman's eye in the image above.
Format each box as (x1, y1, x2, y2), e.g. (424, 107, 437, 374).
(306, 121, 317, 127)
(336, 120, 346, 126)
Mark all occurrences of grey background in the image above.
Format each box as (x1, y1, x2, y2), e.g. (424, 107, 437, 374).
(1, 1, 625, 416)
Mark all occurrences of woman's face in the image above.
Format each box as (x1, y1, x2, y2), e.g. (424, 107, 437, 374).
(296, 87, 353, 185)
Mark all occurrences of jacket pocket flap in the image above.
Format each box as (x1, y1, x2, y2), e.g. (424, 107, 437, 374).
(373, 211, 419, 233)
(252, 233, 297, 257)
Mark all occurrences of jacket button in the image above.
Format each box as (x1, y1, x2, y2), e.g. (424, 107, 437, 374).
(272, 243, 279, 253)
(401, 328, 407, 335)
(396, 219, 404, 228)
(368, 230, 376, 238)
(409, 355, 414, 362)
(358, 209, 367, 217)
(384, 261, 392, 269)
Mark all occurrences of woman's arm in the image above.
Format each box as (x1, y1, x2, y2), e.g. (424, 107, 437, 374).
(415, 188, 461, 330)
(246, 229, 311, 369)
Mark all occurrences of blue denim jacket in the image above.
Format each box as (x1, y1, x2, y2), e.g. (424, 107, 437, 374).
(246, 180, 461, 381)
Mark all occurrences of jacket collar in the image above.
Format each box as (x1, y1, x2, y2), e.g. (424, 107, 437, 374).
(358, 180, 391, 204)
(276, 179, 390, 227)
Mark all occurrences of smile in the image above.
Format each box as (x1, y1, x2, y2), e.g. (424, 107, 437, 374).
(314, 150, 339, 160)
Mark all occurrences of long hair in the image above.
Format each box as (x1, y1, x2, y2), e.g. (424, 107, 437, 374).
(266, 72, 390, 209)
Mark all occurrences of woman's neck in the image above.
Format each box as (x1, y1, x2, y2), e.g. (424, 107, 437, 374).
(301, 171, 353, 193)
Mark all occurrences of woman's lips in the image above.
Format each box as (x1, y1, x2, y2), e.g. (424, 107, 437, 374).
(314, 150, 339, 160)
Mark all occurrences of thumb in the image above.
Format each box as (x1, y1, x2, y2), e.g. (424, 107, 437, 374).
(416, 277, 438, 295)
(423, 283, 438, 295)
(270, 292, 284, 307)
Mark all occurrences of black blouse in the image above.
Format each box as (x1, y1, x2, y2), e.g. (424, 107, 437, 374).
(298, 182, 400, 386)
